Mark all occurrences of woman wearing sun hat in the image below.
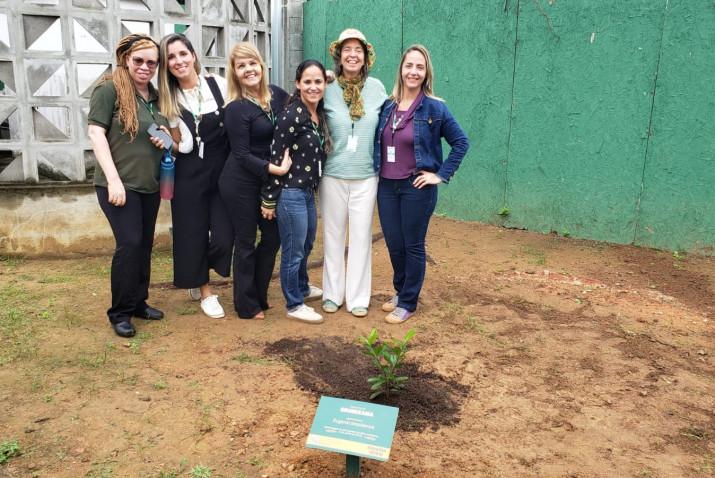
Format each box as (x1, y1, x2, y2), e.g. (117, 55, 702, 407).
(320, 28, 387, 318)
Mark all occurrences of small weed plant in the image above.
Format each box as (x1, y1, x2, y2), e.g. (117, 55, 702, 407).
(0, 439, 20, 464)
(189, 465, 212, 478)
(358, 328, 415, 399)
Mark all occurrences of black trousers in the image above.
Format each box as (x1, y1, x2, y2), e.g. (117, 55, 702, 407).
(171, 181, 233, 288)
(219, 176, 280, 318)
(96, 186, 160, 324)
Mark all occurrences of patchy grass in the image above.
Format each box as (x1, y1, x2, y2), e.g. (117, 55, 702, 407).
(521, 245, 547, 266)
(247, 456, 265, 468)
(0, 439, 21, 464)
(680, 426, 708, 441)
(128, 332, 153, 355)
(232, 352, 274, 366)
(0, 254, 25, 269)
(466, 315, 505, 347)
(77, 342, 116, 369)
(0, 282, 42, 364)
(150, 250, 174, 283)
(84, 463, 114, 478)
(189, 464, 212, 478)
(37, 274, 75, 284)
(175, 303, 200, 315)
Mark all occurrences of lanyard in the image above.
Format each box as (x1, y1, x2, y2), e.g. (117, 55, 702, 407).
(248, 96, 275, 125)
(311, 121, 324, 149)
(386, 108, 409, 146)
(181, 77, 204, 143)
(391, 109, 404, 135)
(138, 95, 155, 121)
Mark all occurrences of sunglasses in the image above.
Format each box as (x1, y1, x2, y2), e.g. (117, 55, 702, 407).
(130, 57, 158, 69)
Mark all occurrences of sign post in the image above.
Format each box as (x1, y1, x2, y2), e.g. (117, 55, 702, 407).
(306, 396, 399, 477)
(346, 454, 360, 477)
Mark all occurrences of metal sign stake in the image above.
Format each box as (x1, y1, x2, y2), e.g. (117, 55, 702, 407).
(346, 454, 361, 477)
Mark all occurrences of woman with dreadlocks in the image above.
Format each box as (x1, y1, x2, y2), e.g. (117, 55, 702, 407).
(88, 34, 170, 338)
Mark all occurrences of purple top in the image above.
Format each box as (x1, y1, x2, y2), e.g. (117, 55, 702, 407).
(380, 92, 423, 179)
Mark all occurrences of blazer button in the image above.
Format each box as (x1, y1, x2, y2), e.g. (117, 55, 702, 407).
(219, 122, 224, 127)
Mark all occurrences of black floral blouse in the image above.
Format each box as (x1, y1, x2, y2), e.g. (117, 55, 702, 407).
(261, 98, 327, 209)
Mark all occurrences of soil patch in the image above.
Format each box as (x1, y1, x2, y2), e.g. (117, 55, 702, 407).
(2, 217, 715, 477)
(264, 336, 470, 432)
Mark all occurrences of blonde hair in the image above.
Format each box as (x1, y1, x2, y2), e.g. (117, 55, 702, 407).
(158, 33, 202, 121)
(226, 42, 272, 107)
(108, 34, 159, 140)
(391, 44, 442, 103)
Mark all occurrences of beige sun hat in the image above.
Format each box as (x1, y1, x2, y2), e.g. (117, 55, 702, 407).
(329, 28, 376, 70)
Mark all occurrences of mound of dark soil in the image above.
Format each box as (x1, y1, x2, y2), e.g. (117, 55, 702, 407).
(264, 336, 470, 432)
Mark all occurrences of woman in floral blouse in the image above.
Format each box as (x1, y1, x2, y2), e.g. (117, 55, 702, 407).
(261, 59, 331, 324)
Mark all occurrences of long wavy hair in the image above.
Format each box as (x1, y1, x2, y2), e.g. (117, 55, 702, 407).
(391, 44, 442, 103)
(226, 42, 272, 107)
(288, 59, 332, 154)
(106, 34, 160, 140)
(158, 33, 202, 121)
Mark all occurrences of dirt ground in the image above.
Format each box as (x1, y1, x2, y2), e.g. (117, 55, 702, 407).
(0, 216, 713, 478)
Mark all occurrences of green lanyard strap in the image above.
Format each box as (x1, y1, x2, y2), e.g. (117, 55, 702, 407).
(138, 95, 155, 121)
(311, 121, 324, 149)
(248, 96, 275, 125)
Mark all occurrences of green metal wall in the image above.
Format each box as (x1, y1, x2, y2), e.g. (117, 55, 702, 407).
(303, 0, 715, 253)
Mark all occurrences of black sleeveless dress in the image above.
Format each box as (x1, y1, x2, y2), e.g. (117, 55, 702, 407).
(171, 76, 233, 289)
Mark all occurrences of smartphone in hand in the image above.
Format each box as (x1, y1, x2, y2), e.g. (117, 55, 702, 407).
(147, 123, 173, 150)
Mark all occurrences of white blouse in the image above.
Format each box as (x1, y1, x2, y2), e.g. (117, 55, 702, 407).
(169, 74, 229, 154)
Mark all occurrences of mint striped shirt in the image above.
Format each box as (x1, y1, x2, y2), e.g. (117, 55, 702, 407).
(323, 77, 387, 179)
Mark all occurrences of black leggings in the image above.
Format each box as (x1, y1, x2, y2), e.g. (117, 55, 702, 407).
(218, 176, 280, 318)
(96, 186, 160, 324)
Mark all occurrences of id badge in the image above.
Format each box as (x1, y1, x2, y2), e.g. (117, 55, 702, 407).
(346, 135, 358, 153)
(387, 146, 396, 163)
(198, 141, 204, 159)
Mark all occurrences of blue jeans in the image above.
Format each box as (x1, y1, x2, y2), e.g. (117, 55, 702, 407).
(277, 188, 317, 309)
(377, 177, 437, 312)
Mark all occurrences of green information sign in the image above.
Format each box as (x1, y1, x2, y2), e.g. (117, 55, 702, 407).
(306, 396, 399, 462)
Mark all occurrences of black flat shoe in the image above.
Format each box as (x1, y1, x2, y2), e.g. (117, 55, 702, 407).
(134, 305, 164, 320)
(112, 321, 136, 338)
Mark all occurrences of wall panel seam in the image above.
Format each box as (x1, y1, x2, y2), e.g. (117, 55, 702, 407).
(633, 0, 670, 245)
(503, 0, 520, 208)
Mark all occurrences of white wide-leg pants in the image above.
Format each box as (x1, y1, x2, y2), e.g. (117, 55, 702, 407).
(319, 175, 378, 311)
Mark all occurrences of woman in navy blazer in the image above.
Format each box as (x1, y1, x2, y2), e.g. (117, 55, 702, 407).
(373, 44, 469, 324)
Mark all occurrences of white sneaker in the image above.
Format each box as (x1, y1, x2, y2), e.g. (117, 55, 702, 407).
(200, 295, 225, 319)
(304, 284, 323, 301)
(189, 288, 201, 301)
(287, 304, 324, 324)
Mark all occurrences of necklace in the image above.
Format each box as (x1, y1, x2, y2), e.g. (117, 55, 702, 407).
(247, 96, 275, 125)
(181, 76, 204, 146)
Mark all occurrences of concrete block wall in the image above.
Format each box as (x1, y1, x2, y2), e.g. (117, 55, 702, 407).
(0, 0, 308, 255)
(0, 0, 274, 186)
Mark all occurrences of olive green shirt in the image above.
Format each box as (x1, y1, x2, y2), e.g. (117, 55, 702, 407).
(88, 81, 168, 194)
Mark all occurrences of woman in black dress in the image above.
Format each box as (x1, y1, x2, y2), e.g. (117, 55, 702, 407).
(158, 33, 233, 319)
(218, 42, 292, 319)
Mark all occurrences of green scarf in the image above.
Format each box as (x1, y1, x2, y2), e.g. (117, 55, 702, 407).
(337, 75, 366, 121)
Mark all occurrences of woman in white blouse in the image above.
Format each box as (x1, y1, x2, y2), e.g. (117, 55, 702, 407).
(158, 33, 233, 319)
